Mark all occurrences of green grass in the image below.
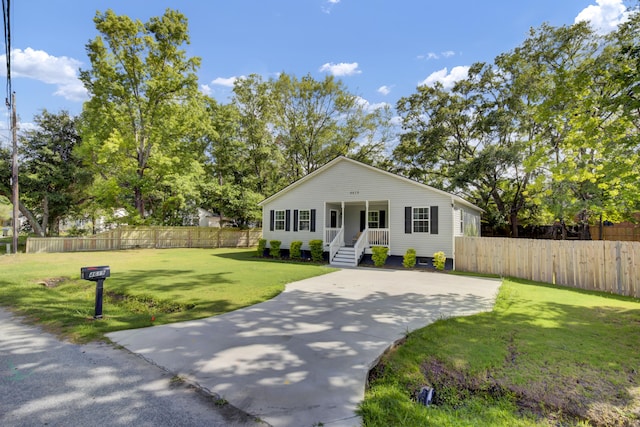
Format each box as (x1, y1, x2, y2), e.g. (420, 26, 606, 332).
(0, 234, 28, 254)
(0, 248, 333, 342)
(359, 278, 640, 427)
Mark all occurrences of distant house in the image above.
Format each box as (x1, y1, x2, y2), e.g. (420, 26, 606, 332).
(197, 208, 237, 228)
(259, 156, 482, 267)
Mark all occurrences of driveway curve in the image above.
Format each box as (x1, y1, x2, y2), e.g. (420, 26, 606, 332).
(107, 268, 501, 427)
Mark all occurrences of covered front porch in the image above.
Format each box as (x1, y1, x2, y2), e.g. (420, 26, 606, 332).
(324, 200, 390, 267)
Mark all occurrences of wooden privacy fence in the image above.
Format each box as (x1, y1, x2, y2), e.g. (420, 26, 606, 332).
(26, 227, 263, 254)
(455, 237, 640, 299)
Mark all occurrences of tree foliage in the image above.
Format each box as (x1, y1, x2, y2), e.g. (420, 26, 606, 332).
(0, 110, 89, 236)
(394, 13, 640, 238)
(78, 8, 207, 225)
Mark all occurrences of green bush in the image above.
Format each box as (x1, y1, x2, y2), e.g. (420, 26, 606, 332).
(372, 246, 389, 267)
(403, 248, 416, 268)
(257, 238, 267, 257)
(309, 239, 324, 262)
(290, 240, 302, 259)
(433, 251, 446, 271)
(269, 240, 281, 258)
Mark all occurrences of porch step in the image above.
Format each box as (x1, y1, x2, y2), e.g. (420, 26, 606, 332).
(331, 247, 357, 267)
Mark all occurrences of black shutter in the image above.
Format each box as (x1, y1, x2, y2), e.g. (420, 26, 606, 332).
(431, 206, 439, 235)
(310, 209, 316, 232)
(379, 210, 386, 228)
(285, 210, 291, 231)
(405, 207, 412, 234)
(293, 210, 299, 232)
(360, 211, 366, 231)
(270, 210, 274, 231)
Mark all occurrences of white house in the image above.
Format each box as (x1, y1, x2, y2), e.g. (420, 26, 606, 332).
(259, 156, 482, 267)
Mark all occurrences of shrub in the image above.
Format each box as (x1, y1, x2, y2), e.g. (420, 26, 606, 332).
(309, 239, 324, 262)
(372, 246, 389, 267)
(433, 251, 446, 271)
(269, 240, 281, 258)
(403, 248, 416, 268)
(257, 238, 267, 257)
(290, 240, 303, 259)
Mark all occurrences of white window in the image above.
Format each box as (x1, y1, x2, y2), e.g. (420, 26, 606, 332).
(460, 215, 464, 234)
(275, 210, 285, 231)
(413, 207, 430, 233)
(368, 211, 379, 229)
(299, 209, 310, 231)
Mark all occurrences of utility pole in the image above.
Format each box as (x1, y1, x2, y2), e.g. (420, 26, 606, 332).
(11, 92, 18, 254)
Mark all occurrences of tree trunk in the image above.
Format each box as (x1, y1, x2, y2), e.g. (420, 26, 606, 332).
(18, 201, 45, 237)
(510, 211, 519, 238)
(135, 187, 145, 218)
(41, 196, 49, 237)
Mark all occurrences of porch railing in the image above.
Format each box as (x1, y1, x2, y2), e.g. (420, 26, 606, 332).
(368, 228, 390, 246)
(354, 228, 369, 265)
(325, 228, 341, 245)
(329, 228, 344, 263)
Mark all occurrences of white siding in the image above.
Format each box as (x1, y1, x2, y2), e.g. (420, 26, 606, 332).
(261, 159, 481, 258)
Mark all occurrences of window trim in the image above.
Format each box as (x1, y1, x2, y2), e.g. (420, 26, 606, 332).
(274, 210, 285, 231)
(412, 206, 430, 233)
(298, 209, 311, 231)
(368, 210, 379, 229)
(329, 209, 338, 228)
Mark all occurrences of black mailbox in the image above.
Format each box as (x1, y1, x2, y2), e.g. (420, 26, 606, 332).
(81, 266, 110, 319)
(81, 266, 110, 281)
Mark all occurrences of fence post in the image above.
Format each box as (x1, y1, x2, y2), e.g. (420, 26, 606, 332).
(616, 241, 622, 295)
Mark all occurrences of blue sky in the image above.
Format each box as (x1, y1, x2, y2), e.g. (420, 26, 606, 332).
(0, 0, 633, 140)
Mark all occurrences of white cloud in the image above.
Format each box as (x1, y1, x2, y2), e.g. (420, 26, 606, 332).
(377, 85, 391, 96)
(319, 62, 362, 76)
(0, 48, 87, 101)
(200, 84, 212, 96)
(355, 96, 389, 112)
(417, 51, 457, 61)
(210, 76, 244, 87)
(417, 52, 439, 60)
(419, 66, 470, 90)
(322, 0, 340, 14)
(575, 0, 630, 34)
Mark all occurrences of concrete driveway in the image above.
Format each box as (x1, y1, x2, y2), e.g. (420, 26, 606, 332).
(107, 268, 501, 427)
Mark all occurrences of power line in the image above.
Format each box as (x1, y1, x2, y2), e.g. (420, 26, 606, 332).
(2, 0, 11, 108)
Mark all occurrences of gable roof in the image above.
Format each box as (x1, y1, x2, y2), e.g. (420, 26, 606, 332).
(258, 156, 483, 213)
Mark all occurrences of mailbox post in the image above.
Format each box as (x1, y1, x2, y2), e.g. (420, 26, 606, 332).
(81, 266, 110, 319)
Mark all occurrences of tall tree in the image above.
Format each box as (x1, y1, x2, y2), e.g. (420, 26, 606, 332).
(78, 9, 207, 224)
(394, 16, 640, 238)
(271, 73, 392, 182)
(0, 110, 89, 236)
(231, 74, 283, 196)
(201, 99, 263, 226)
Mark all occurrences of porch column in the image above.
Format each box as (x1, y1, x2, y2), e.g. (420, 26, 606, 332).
(323, 201, 327, 246)
(365, 200, 369, 230)
(341, 201, 345, 246)
(387, 199, 391, 252)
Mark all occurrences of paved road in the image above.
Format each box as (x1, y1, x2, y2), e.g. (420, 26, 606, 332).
(108, 269, 501, 427)
(0, 308, 264, 427)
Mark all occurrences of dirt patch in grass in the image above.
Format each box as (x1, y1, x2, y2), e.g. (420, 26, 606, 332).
(413, 358, 639, 427)
(106, 291, 196, 314)
(36, 277, 70, 288)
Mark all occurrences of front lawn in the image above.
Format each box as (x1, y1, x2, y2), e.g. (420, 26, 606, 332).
(359, 278, 640, 426)
(0, 248, 333, 342)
